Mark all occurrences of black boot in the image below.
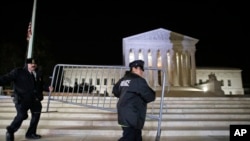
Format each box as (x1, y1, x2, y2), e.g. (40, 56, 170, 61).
(25, 134, 42, 139)
(6, 131, 14, 141)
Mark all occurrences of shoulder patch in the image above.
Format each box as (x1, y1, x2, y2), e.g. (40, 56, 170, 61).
(120, 80, 131, 87)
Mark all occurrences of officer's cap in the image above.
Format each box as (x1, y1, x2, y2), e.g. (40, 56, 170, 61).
(26, 58, 38, 64)
(129, 60, 144, 71)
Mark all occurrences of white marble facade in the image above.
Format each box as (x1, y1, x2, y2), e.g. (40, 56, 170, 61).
(60, 28, 244, 95)
(122, 28, 244, 95)
(123, 28, 198, 87)
(196, 68, 244, 95)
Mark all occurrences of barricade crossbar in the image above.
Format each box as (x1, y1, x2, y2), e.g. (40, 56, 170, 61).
(46, 64, 168, 141)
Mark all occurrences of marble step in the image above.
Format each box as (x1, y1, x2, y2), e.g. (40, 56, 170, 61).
(1, 117, 250, 127)
(2, 106, 250, 113)
(1, 95, 250, 138)
(1, 111, 250, 120)
(0, 125, 231, 136)
(0, 134, 230, 141)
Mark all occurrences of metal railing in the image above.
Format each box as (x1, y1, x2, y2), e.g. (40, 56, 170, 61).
(46, 64, 168, 141)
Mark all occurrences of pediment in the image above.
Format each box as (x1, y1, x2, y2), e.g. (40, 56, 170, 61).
(123, 28, 198, 43)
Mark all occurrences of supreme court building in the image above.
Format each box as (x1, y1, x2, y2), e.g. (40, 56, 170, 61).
(58, 28, 244, 96)
(122, 28, 244, 95)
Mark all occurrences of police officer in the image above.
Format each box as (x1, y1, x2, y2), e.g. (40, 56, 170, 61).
(0, 58, 53, 141)
(112, 60, 156, 141)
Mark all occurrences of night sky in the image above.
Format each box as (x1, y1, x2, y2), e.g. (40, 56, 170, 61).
(1, 1, 249, 84)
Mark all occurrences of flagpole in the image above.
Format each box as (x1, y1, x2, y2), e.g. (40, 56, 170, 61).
(27, 0, 37, 58)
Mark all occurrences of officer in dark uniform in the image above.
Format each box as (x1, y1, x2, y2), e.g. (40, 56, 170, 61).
(0, 58, 53, 141)
(112, 60, 156, 141)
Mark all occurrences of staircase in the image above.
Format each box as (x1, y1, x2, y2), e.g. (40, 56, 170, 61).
(1, 95, 250, 141)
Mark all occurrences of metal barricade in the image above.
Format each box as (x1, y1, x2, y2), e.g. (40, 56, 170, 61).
(46, 64, 168, 141)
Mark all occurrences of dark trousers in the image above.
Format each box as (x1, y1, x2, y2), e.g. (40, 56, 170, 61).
(118, 126, 142, 141)
(6, 100, 42, 135)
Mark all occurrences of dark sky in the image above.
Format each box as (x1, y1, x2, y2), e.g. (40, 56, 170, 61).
(1, 1, 249, 84)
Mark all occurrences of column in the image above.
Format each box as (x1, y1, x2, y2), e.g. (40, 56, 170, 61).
(168, 49, 174, 86)
(125, 48, 130, 66)
(151, 49, 159, 86)
(181, 51, 188, 86)
(190, 50, 196, 86)
(176, 50, 181, 86)
(186, 52, 191, 86)
(160, 49, 167, 86)
(134, 48, 139, 60)
(143, 49, 148, 68)
(172, 50, 180, 86)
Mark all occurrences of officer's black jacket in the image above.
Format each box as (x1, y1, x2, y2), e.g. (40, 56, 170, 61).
(112, 71, 156, 129)
(0, 66, 45, 103)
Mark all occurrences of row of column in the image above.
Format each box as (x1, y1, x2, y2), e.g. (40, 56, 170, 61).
(126, 48, 196, 87)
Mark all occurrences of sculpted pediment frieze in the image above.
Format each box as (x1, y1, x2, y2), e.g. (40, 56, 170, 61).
(123, 28, 198, 43)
